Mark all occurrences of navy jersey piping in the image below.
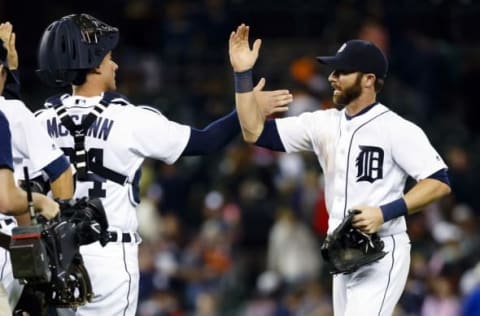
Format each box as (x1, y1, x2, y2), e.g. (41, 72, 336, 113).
(343, 110, 390, 217)
(377, 235, 396, 316)
(122, 243, 132, 316)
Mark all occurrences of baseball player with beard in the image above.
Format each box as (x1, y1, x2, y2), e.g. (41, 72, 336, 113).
(0, 22, 74, 314)
(229, 24, 451, 315)
(34, 14, 292, 316)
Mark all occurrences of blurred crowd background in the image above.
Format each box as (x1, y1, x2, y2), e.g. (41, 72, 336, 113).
(3, 0, 480, 315)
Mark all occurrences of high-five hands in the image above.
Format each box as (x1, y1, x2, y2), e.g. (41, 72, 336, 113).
(0, 22, 18, 69)
(253, 78, 292, 116)
(229, 24, 262, 72)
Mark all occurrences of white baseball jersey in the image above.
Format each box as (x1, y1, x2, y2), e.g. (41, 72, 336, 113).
(274, 102, 447, 315)
(35, 94, 190, 232)
(0, 97, 64, 184)
(0, 95, 67, 310)
(276, 102, 446, 235)
(35, 93, 191, 316)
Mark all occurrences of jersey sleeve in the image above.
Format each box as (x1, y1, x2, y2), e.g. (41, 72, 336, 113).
(390, 117, 447, 181)
(12, 102, 65, 174)
(0, 112, 13, 171)
(129, 106, 191, 164)
(275, 110, 333, 153)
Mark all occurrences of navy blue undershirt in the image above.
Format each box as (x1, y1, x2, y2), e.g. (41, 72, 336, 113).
(181, 110, 240, 156)
(427, 168, 450, 186)
(255, 119, 285, 151)
(43, 155, 70, 181)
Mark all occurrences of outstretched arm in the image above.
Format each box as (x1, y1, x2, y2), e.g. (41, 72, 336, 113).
(183, 23, 291, 154)
(229, 24, 292, 143)
(181, 79, 291, 156)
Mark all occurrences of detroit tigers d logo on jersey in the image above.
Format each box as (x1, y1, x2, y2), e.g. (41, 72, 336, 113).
(355, 145, 384, 183)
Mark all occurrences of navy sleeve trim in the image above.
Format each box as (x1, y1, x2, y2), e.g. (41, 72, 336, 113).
(182, 110, 240, 156)
(427, 168, 450, 187)
(43, 155, 70, 181)
(254, 119, 285, 152)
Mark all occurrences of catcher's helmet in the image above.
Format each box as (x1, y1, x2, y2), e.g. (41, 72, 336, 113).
(36, 13, 119, 87)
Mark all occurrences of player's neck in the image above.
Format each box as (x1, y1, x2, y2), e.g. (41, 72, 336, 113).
(72, 82, 106, 98)
(345, 93, 376, 117)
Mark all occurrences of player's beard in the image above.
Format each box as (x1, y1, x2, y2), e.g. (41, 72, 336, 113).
(332, 73, 363, 107)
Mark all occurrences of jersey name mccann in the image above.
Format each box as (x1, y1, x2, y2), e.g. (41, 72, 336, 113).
(46, 116, 115, 141)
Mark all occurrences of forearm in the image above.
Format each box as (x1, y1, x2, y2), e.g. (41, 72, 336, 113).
(403, 178, 451, 214)
(0, 187, 28, 215)
(235, 91, 265, 143)
(234, 68, 265, 143)
(50, 166, 74, 199)
(182, 111, 240, 156)
(3, 188, 55, 218)
(0, 169, 26, 214)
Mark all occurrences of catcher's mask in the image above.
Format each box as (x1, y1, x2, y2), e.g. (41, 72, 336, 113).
(36, 13, 119, 87)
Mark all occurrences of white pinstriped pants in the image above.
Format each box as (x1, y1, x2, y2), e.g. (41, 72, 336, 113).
(333, 232, 411, 316)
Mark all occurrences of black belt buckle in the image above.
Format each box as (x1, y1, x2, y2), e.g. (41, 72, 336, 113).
(107, 231, 136, 243)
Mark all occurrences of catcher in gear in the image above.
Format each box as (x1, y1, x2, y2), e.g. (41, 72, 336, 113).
(321, 210, 387, 274)
(35, 13, 292, 316)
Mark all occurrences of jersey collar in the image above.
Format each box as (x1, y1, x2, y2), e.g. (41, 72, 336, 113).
(66, 94, 103, 107)
(344, 102, 379, 120)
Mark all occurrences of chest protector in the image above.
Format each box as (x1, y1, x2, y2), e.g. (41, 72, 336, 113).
(47, 92, 128, 185)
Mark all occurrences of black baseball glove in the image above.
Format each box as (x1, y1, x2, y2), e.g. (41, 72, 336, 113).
(58, 197, 109, 246)
(321, 210, 387, 274)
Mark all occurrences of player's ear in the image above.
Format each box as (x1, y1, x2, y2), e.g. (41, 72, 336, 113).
(89, 67, 102, 75)
(363, 73, 376, 89)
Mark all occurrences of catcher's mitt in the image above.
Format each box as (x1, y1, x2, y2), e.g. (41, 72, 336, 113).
(321, 210, 387, 274)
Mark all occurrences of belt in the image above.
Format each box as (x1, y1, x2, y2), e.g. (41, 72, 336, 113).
(107, 231, 140, 243)
(0, 218, 14, 229)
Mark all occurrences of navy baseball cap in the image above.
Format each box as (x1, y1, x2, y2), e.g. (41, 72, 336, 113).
(316, 40, 388, 79)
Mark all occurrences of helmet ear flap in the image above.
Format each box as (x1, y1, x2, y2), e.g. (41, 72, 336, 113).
(36, 69, 85, 88)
